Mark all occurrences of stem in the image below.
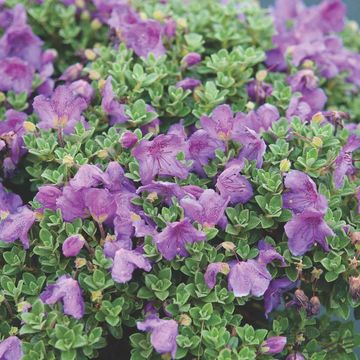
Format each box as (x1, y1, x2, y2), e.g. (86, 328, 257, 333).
(3, 297, 14, 318)
(98, 222, 106, 240)
(57, 127, 64, 147)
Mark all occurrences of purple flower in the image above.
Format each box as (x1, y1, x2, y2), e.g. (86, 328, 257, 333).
(132, 134, 190, 185)
(247, 80, 272, 104)
(101, 77, 128, 125)
(260, 336, 287, 355)
(69, 80, 94, 104)
(154, 218, 206, 260)
(204, 262, 230, 289)
(70, 164, 106, 190)
(181, 52, 201, 67)
(35, 185, 62, 211)
(137, 181, 186, 205)
(0, 57, 34, 94)
(0, 23, 43, 68)
(286, 95, 312, 122)
(0, 183, 22, 214)
(238, 104, 279, 133)
(123, 20, 166, 59)
(235, 127, 266, 168)
(180, 189, 229, 227)
(283, 170, 328, 214)
(176, 77, 201, 90)
(286, 353, 305, 360)
(189, 129, 225, 176)
(0, 336, 23, 360)
(0, 205, 35, 249)
(107, 4, 140, 31)
(264, 277, 295, 318)
(120, 131, 138, 149)
(216, 163, 253, 204)
(137, 315, 178, 359)
(56, 186, 87, 222)
(111, 248, 151, 283)
(59, 63, 83, 82)
(62, 234, 85, 257)
(228, 242, 285, 297)
(285, 208, 334, 256)
(334, 135, 360, 189)
(40, 275, 84, 319)
(163, 19, 177, 39)
(288, 70, 327, 115)
(0, 110, 27, 168)
(84, 188, 116, 223)
(200, 104, 238, 141)
(33, 85, 88, 134)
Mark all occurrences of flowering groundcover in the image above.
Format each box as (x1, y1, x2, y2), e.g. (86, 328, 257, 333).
(0, 0, 360, 359)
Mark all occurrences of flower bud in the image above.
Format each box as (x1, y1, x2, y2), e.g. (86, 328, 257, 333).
(349, 276, 360, 300)
(221, 241, 236, 251)
(89, 70, 101, 80)
(260, 336, 287, 355)
(9, 327, 18, 336)
(286, 352, 305, 360)
(0, 92, 5, 103)
(246, 101, 255, 111)
(91, 19, 102, 31)
(91, 290, 103, 303)
(85, 49, 97, 61)
(62, 155, 74, 167)
(146, 192, 158, 203)
(177, 18, 188, 29)
(120, 131, 138, 149)
(312, 136, 323, 148)
(310, 296, 320, 315)
(311, 112, 325, 123)
(182, 52, 201, 68)
(163, 19, 177, 39)
(23, 121, 36, 132)
(62, 235, 85, 257)
(303, 59, 314, 69)
(75, 258, 87, 269)
(153, 10, 165, 21)
(280, 159, 291, 172)
(75, 0, 85, 8)
(179, 314, 192, 326)
(350, 232, 360, 246)
(97, 149, 108, 159)
(256, 70, 268, 82)
(81, 10, 90, 20)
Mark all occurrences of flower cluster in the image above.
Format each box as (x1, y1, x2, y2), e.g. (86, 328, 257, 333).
(0, 0, 359, 359)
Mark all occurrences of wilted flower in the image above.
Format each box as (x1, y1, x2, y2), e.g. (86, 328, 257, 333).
(111, 248, 151, 283)
(40, 275, 84, 319)
(283, 170, 328, 214)
(137, 315, 178, 359)
(349, 276, 360, 300)
(62, 235, 85, 257)
(132, 134, 190, 184)
(33, 84, 88, 134)
(0, 336, 23, 360)
(260, 336, 287, 355)
(154, 218, 206, 260)
(285, 208, 334, 256)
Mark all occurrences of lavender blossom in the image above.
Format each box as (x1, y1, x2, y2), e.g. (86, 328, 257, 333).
(40, 275, 85, 319)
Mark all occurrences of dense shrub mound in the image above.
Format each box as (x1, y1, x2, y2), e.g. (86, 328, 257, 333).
(0, 0, 360, 359)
